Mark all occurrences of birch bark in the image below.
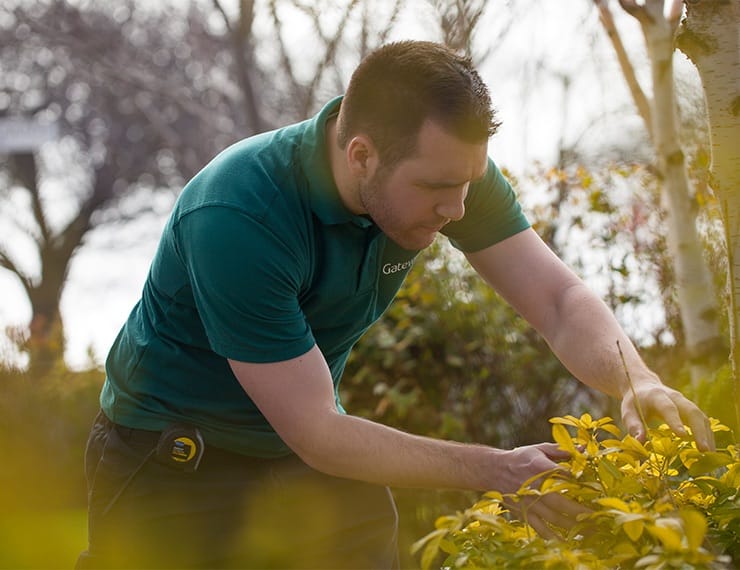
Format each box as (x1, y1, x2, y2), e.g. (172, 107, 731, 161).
(597, 0, 722, 384)
(677, 0, 740, 419)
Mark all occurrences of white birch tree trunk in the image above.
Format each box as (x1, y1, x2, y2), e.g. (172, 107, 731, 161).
(598, 0, 723, 385)
(677, 0, 740, 422)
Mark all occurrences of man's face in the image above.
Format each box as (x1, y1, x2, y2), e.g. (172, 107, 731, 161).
(359, 120, 489, 250)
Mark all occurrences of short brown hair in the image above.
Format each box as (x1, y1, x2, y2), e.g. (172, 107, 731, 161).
(336, 41, 500, 166)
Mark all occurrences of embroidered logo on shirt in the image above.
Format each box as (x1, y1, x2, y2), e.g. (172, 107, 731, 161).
(382, 259, 415, 275)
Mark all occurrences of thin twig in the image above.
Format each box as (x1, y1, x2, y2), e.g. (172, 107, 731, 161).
(617, 340, 649, 435)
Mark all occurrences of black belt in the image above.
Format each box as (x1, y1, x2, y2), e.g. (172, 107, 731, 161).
(109, 417, 285, 470)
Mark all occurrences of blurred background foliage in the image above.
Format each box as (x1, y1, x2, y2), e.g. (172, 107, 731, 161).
(0, 0, 735, 568)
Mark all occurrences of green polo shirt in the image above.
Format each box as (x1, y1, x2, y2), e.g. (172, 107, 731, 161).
(100, 96, 530, 457)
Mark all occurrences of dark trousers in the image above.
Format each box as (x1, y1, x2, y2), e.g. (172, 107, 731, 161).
(76, 411, 399, 569)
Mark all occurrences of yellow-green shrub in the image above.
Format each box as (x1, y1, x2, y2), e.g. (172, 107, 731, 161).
(413, 415, 739, 569)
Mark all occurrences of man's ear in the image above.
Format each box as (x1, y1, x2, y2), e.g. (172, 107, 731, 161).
(346, 135, 379, 179)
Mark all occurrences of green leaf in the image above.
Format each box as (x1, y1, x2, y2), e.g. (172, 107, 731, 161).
(519, 467, 562, 492)
(621, 435, 650, 458)
(410, 528, 445, 555)
(435, 514, 463, 530)
(482, 490, 504, 502)
(595, 497, 631, 512)
(687, 452, 734, 476)
(600, 423, 623, 437)
(420, 533, 443, 570)
(647, 521, 684, 551)
(635, 554, 662, 568)
(580, 412, 594, 426)
(552, 423, 578, 455)
(549, 415, 581, 428)
(438, 537, 459, 555)
(411, 529, 446, 570)
(597, 457, 623, 484)
(680, 509, 707, 552)
(623, 519, 644, 541)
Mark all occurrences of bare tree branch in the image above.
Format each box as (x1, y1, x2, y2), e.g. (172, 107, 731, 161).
(666, 0, 684, 25)
(594, 0, 654, 141)
(268, 0, 304, 106)
(212, 0, 266, 133)
(377, 0, 406, 47)
(0, 249, 33, 296)
(9, 154, 51, 246)
(618, 0, 654, 24)
(301, 0, 362, 116)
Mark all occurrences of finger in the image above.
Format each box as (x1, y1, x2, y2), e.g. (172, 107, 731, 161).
(524, 511, 561, 541)
(539, 442, 572, 462)
(672, 395, 715, 452)
(621, 397, 646, 442)
(530, 502, 583, 531)
(540, 491, 591, 518)
(647, 389, 686, 435)
(508, 492, 589, 535)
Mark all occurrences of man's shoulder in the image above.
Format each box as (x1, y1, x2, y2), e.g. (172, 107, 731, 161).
(175, 122, 311, 222)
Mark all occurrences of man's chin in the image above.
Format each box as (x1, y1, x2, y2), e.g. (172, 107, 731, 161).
(390, 231, 436, 251)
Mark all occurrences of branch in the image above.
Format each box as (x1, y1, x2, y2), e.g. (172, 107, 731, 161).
(1, 206, 42, 246)
(594, 0, 654, 141)
(618, 0, 654, 24)
(211, 0, 234, 35)
(376, 0, 405, 46)
(0, 249, 33, 296)
(301, 0, 361, 116)
(268, 0, 303, 105)
(55, 163, 117, 263)
(226, 0, 266, 132)
(666, 0, 683, 26)
(10, 154, 52, 247)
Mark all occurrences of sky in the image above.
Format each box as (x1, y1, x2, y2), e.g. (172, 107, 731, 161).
(0, 0, 700, 369)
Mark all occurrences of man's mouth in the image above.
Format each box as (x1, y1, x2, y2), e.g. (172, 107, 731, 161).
(421, 220, 449, 233)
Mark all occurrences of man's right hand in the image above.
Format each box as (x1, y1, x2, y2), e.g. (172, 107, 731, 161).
(491, 443, 590, 539)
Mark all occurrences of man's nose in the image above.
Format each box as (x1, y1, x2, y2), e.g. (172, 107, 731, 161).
(435, 186, 467, 222)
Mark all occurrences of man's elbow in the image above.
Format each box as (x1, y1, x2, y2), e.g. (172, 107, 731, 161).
(272, 409, 344, 473)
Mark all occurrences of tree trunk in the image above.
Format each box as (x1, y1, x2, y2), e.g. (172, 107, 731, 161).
(4, 152, 113, 374)
(677, 0, 740, 423)
(26, 277, 66, 377)
(643, 5, 722, 382)
(606, 0, 723, 385)
(6, 153, 66, 375)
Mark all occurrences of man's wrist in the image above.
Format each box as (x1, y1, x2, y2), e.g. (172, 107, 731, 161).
(468, 446, 515, 493)
(617, 367, 662, 398)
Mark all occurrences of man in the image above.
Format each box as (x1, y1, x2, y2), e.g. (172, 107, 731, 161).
(77, 40, 714, 569)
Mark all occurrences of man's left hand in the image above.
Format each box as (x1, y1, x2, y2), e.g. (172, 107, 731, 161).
(620, 381, 715, 451)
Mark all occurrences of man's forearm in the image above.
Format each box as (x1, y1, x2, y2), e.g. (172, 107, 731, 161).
(545, 282, 661, 398)
(291, 409, 561, 496)
(292, 409, 498, 489)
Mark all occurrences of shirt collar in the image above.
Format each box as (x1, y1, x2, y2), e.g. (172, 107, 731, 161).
(300, 96, 374, 229)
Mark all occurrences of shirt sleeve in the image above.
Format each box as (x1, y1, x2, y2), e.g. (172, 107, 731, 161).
(174, 205, 315, 363)
(442, 158, 530, 252)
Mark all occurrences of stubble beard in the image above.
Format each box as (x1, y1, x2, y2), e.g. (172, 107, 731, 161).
(358, 171, 433, 252)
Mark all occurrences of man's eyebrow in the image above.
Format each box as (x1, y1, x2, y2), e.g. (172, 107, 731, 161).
(421, 180, 467, 189)
(420, 172, 487, 189)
